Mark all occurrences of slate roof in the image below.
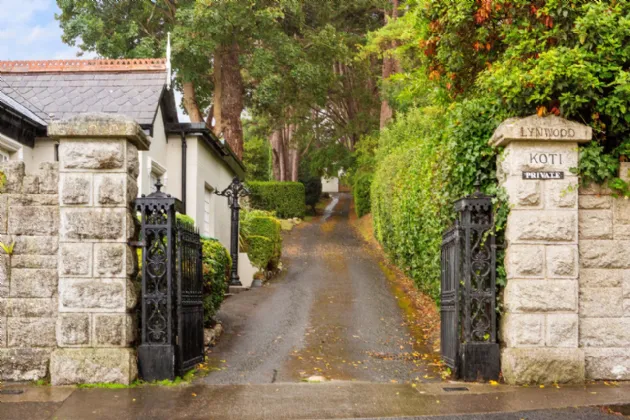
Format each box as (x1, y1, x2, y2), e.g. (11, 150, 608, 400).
(0, 59, 171, 127)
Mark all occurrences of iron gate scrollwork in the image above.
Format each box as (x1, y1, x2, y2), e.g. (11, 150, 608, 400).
(440, 181, 500, 381)
(136, 180, 205, 381)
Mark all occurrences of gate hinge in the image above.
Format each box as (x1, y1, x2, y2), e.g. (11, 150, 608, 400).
(128, 240, 145, 247)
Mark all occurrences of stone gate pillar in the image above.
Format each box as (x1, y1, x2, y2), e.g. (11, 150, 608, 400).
(490, 115, 591, 384)
(48, 114, 150, 385)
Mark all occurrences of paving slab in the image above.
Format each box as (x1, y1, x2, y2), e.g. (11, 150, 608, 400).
(2, 381, 626, 420)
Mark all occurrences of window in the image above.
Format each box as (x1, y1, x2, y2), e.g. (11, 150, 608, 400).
(204, 186, 216, 238)
(0, 133, 22, 163)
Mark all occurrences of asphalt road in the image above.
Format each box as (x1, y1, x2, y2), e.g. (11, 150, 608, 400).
(358, 407, 627, 419)
(202, 193, 439, 384)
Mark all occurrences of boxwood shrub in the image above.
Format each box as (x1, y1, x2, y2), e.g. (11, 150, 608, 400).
(247, 181, 305, 218)
(200, 238, 231, 326)
(246, 235, 275, 270)
(247, 216, 282, 270)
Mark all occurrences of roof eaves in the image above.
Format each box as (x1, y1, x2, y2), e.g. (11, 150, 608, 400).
(165, 122, 245, 178)
(0, 90, 47, 127)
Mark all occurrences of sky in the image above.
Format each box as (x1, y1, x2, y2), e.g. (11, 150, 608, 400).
(0, 0, 190, 121)
(0, 0, 86, 60)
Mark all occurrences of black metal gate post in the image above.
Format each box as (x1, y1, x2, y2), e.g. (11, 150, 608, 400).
(440, 182, 500, 381)
(216, 177, 250, 287)
(136, 180, 205, 381)
(136, 180, 182, 381)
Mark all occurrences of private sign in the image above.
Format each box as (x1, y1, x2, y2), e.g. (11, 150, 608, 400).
(522, 171, 564, 180)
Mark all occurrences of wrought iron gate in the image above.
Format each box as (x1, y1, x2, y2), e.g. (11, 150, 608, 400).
(136, 181, 205, 381)
(176, 220, 204, 374)
(440, 183, 500, 381)
(440, 224, 461, 371)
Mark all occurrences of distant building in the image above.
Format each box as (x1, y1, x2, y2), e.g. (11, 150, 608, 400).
(322, 176, 339, 193)
(322, 169, 348, 193)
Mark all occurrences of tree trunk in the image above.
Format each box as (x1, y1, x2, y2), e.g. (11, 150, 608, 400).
(212, 50, 223, 136)
(182, 82, 204, 123)
(270, 130, 284, 181)
(380, 0, 401, 130)
(289, 146, 299, 182)
(287, 123, 299, 182)
(270, 123, 299, 182)
(219, 43, 244, 159)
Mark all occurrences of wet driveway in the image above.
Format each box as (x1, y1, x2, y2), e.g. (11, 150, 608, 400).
(203, 193, 438, 385)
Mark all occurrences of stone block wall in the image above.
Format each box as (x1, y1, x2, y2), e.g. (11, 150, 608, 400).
(578, 163, 630, 380)
(495, 115, 630, 384)
(0, 113, 150, 385)
(492, 115, 592, 384)
(0, 161, 60, 381)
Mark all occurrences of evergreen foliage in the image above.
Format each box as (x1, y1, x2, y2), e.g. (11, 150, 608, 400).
(200, 238, 231, 326)
(353, 171, 373, 218)
(298, 159, 323, 211)
(240, 208, 283, 271)
(247, 216, 282, 270)
(247, 181, 306, 218)
(370, 101, 507, 300)
(362, 0, 630, 301)
(243, 136, 272, 181)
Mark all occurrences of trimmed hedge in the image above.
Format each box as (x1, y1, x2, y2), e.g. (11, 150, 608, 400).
(247, 181, 305, 218)
(201, 238, 231, 326)
(246, 235, 275, 270)
(247, 216, 282, 270)
(353, 171, 373, 217)
(371, 101, 505, 302)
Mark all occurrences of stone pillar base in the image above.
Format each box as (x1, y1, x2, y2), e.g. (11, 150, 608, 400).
(501, 348, 584, 385)
(50, 348, 137, 385)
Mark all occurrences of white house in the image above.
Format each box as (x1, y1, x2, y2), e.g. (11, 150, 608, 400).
(0, 58, 245, 254)
(321, 169, 347, 193)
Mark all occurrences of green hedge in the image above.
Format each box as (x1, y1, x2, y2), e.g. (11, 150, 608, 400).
(371, 101, 505, 301)
(247, 216, 282, 269)
(353, 171, 373, 217)
(246, 235, 275, 270)
(201, 238, 231, 326)
(247, 182, 305, 218)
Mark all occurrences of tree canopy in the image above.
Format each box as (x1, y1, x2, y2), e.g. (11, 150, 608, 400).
(57, 0, 389, 172)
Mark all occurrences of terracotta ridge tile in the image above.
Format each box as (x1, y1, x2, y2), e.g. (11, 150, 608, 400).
(0, 58, 166, 73)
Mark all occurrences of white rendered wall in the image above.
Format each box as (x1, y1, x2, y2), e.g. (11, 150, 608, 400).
(138, 106, 169, 196)
(322, 177, 339, 193)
